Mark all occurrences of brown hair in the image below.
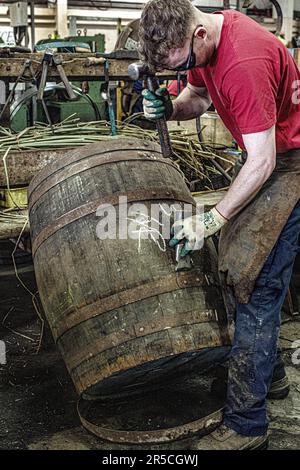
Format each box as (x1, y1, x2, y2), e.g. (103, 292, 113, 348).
(139, 0, 194, 70)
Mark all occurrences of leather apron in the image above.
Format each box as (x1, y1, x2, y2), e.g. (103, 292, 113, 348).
(218, 148, 300, 314)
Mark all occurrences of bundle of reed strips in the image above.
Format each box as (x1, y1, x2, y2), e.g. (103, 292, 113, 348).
(0, 115, 234, 189)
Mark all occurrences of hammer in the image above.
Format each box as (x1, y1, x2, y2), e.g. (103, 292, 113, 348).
(128, 62, 173, 159)
(128, 62, 192, 272)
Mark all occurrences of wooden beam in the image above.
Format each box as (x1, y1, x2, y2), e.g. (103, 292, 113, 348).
(0, 53, 176, 81)
(0, 148, 68, 187)
(0, 210, 29, 240)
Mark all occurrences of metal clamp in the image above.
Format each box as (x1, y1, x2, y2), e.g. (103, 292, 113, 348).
(53, 54, 77, 100)
(37, 48, 53, 101)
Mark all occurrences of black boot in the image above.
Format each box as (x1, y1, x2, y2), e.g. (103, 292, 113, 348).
(267, 365, 290, 400)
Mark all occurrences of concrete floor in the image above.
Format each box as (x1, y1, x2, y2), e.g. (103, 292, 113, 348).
(0, 261, 299, 450)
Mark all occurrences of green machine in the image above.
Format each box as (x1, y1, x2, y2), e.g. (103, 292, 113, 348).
(67, 34, 105, 54)
(10, 35, 108, 132)
(10, 83, 108, 133)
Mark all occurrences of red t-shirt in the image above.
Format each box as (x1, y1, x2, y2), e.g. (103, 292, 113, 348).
(168, 80, 185, 96)
(188, 11, 300, 153)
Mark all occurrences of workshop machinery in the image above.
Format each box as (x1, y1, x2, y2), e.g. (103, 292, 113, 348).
(0, 30, 107, 132)
(0, 49, 108, 132)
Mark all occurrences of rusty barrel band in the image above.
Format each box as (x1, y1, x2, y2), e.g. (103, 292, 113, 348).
(28, 146, 170, 205)
(28, 139, 161, 192)
(63, 307, 220, 373)
(52, 271, 218, 340)
(74, 331, 229, 396)
(28, 139, 162, 193)
(28, 150, 181, 210)
(73, 327, 227, 396)
(31, 188, 195, 256)
(77, 399, 223, 444)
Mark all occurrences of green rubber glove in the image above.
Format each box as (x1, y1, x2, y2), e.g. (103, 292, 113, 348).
(142, 87, 173, 121)
(169, 207, 228, 257)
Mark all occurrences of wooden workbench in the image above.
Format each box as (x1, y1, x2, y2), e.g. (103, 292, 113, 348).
(0, 148, 69, 187)
(0, 52, 176, 81)
(0, 49, 298, 81)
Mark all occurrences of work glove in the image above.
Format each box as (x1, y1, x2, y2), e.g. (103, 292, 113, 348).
(169, 207, 228, 257)
(142, 87, 173, 121)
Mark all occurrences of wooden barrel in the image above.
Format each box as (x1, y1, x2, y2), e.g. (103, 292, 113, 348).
(28, 138, 230, 397)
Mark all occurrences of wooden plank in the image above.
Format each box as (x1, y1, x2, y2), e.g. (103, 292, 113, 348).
(0, 210, 29, 239)
(0, 50, 297, 80)
(0, 148, 69, 187)
(0, 53, 176, 80)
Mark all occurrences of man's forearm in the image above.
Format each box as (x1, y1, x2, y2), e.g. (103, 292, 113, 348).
(216, 157, 275, 220)
(216, 126, 276, 220)
(170, 86, 211, 121)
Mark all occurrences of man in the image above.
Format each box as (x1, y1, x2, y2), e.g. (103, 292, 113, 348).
(139, 0, 300, 450)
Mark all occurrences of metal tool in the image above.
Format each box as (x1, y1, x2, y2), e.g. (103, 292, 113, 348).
(128, 62, 191, 270)
(37, 49, 78, 129)
(128, 62, 173, 159)
(36, 50, 55, 128)
(175, 244, 192, 271)
(174, 210, 192, 272)
(53, 54, 77, 100)
(38, 50, 77, 102)
(37, 48, 53, 101)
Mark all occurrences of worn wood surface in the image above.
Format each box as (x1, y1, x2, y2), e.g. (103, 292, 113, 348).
(1, 50, 297, 80)
(0, 210, 29, 239)
(0, 53, 176, 81)
(28, 139, 230, 396)
(0, 148, 68, 187)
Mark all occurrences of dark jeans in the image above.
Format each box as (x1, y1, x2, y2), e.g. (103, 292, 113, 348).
(223, 200, 300, 436)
